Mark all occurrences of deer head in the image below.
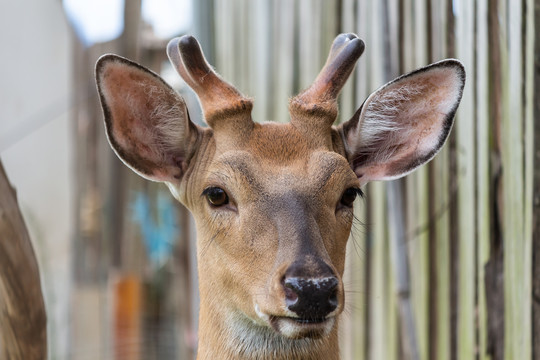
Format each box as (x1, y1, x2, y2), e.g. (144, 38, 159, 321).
(95, 33, 465, 359)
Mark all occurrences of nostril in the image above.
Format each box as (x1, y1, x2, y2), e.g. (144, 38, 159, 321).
(283, 281, 299, 305)
(324, 277, 339, 311)
(328, 288, 338, 310)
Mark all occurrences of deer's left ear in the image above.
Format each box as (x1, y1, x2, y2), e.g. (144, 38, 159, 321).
(338, 59, 465, 184)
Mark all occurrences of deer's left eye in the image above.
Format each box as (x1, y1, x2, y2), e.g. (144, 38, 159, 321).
(339, 187, 363, 208)
(202, 187, 229, 207)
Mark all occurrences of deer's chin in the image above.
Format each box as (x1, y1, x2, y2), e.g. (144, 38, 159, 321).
(270, 315, 335, 339)
(254, 304, 335, 339)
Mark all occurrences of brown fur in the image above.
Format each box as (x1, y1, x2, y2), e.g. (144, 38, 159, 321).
(95, 33, 465, 359)
(189, 123, 354, 359)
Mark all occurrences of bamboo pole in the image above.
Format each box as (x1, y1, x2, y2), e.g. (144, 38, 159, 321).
(273, 0, 296, 123)
(455, 0, 477, 357)
(387, 181, 420, 360)
(503, 0, 532, 357)
(532, 1, 540, 357)
(475, 0, 491, 358)
(523, 1, 535, 359)
(0, 160, 47, 359)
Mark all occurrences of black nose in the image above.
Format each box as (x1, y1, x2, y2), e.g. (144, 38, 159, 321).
(283, 276, 339, 319)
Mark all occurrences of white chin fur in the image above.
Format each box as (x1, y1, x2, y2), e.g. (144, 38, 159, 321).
(276, 316, 335, 339)
(254, 303, 335, 339)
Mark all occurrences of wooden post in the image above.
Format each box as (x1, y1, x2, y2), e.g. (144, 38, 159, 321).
(0, 160, 47, 359)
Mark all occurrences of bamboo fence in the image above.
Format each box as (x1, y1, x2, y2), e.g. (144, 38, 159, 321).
(197, 0, 538, 359)
(66, 0, 538, 359)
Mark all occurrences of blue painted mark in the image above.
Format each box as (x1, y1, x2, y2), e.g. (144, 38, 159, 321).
(131, 191, 178, 266)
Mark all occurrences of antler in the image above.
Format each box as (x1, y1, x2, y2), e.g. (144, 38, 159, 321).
(290, 33, 365, 130)
(167, 36, 253, 130)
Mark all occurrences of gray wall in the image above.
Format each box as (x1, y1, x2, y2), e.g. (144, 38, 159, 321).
(0, 1, 73, 358)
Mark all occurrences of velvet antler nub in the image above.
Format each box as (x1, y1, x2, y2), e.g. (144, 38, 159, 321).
(167, 36, 253, 130)
(290, 33, 365, 131)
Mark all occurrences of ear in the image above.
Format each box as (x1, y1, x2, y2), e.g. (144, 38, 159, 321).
(95, 54, 201, 183)
(338, 59, 465, 183)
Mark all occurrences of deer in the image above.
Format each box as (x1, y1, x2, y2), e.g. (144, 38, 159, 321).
(95, 33, 465, 359)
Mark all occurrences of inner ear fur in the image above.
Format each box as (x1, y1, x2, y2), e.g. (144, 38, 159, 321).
(338, 59, 465, 183)
(96, 54, 200, 183)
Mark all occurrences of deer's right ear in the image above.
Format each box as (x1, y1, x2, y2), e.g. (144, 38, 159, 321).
(96, 54, 201, 183)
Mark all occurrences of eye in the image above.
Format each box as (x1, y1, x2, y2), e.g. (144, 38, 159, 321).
(339, 187, 363, 208)
(202, 187, 229, 207)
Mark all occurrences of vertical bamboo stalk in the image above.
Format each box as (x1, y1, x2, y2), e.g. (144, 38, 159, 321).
(214, 0, 233, 81)
(320, 0, 338, 67)
(475, 0, 491, 358)
(298, 0, 322, 91)
(522, 0, 535, 358)
(455, 0, 477, 357)
(445, 2, 459, 358)
(250, 0, 271, 122)
(387, 181, 420, 360)
(273, 0, 296, 123)
(192, 0, 215, 64)
(503, 0, 531, 357)
(484, 1, 505, 358)
(532, 0, 540, 357)
(237, 0, 249, 94)
(368, 181, 391, 360)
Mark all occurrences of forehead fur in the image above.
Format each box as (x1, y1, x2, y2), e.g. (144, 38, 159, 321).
(212, 121, 347, 168)
(245, 122, 313, 163)
(206, 122, 357, 195)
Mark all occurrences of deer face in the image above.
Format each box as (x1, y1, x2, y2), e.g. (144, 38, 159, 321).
(96, 33, 464, 355)
(185, 122, 359, 339)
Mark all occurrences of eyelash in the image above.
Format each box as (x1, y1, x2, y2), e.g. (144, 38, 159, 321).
(353, 187, 365, 198)
(339, 187, 364, 209)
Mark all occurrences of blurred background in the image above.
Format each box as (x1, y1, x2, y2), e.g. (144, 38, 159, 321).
(0, 0, 538, 359)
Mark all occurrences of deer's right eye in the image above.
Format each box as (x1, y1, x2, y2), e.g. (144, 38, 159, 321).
(339, 187, 363, 208)
(202, 187, 229, 207)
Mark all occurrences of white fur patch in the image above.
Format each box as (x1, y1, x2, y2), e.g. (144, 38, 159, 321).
(143, 82, 187, 156)
(277, 317, 335, 339)
(357, 83, 421, 164)
(226, 311, 323, 359)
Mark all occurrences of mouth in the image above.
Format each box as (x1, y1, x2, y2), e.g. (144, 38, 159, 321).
(254, 303, 337, 339)
(268, 315, 335, 339)
(281, 316, 327, 324)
